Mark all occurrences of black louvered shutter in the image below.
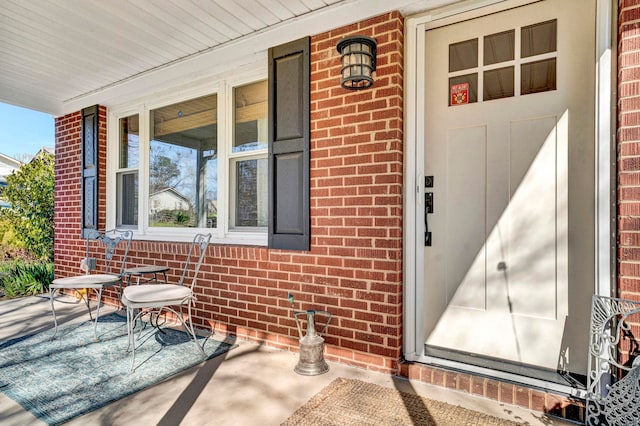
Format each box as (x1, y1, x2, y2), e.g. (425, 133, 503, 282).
(81, 105, 98, 237)
(268, 37, 310, 251)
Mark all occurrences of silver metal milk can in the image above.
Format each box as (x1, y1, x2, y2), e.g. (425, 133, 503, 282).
(289, 294, 332, 376)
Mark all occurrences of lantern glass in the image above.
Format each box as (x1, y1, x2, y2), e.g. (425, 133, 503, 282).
(336, 36, 377, 89)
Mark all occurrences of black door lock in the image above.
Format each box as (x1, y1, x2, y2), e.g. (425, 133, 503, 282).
(425, 192, 433, 246)
(425, 176, 434, 188)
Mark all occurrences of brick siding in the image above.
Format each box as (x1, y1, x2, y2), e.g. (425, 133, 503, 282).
(54, 111, 83, 275)
(53, 13, 405, 374)
(54, 106, 109, 288)
(619, 0, 640, 302)
(618, 1, 640, 397)
(400, 362, 585, 423)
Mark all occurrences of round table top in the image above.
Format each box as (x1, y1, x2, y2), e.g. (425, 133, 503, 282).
(51, 273, 121, 288)
(124, 265, 170, 275)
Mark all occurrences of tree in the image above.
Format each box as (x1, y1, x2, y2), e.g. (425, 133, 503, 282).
(149, 154, 180, 194)
(13, 153, 35, 164)
(0, 151, 54, 261)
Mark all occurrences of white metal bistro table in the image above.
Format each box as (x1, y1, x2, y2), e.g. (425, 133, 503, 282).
(49, 273, 122, 341)
(123, 265, 170, 285)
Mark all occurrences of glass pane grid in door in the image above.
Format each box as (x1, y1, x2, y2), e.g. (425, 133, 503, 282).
(484, 66, 514, 100)
(449, 39, 478, 72)
(522, 58, 557, 94)
(484, 30, 514, 65)
(521, 20, 557, 57)
(447, 19, 556, 106)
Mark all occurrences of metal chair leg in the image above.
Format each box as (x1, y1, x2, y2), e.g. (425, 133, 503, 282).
(128, 307, 138, 372)
(93, 287, 103, 342)
(79, 289, 94, 321)
(50, 288, 58, 340)
(185, 302, 205, 357)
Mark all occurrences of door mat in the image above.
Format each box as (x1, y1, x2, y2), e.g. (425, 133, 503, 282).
(282, 377, 522, 425)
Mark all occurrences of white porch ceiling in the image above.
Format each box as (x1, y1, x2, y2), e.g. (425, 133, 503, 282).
(0, 0, 440, 117)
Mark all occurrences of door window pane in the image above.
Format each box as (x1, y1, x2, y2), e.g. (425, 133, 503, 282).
(484, 66, 514, 100)
(149, 94, 218, 228)
(449, 74, 478, 106)
(521, 20, 557, 58)
(449, 39, 478, 72)
(484, 30, 515, 65)
(233, 80, 267, 153)
(235, 158, 267, 227)
(521, 58, 556, 95)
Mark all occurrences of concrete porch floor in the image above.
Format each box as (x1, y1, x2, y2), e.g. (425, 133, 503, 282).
(0, 295, 575, 426)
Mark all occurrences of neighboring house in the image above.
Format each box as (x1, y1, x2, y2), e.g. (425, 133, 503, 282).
(0, 153, 21, 184)
(149, 188, 192, 214)
(30, 147, 54, 162)
(2, 0, 635, 422)
(0, 153, 22, 208)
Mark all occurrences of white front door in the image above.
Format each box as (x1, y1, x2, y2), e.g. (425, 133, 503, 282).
(423, 0, 595, 376)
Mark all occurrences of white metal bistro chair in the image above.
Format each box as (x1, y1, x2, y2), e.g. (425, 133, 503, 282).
(49, 229, 133, 341)
(121, 232, 211, 371)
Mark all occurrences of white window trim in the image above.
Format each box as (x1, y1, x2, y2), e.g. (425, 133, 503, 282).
(106, 64, 268, 245)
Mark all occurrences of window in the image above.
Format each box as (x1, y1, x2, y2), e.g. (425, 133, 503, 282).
(116, 115, 139, 227)
(230, 81, 268, 228)
(149, 94, 217, 228)
(109, 75, 268, 243)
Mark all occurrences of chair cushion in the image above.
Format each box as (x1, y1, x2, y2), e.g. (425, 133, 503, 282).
(122, 284, 191, 307)
(51, 273, 121, 289)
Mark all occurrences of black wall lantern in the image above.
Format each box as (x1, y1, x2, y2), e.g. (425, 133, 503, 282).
(336, 36, 377, 89)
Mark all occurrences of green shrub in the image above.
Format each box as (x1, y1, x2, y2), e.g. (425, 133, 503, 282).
(0, 219, 25, 261)
(0, 260, 53, 298)
(151, 209, 195, 227)
(0, 151, 54, 261)
(0, 219, 21, 247)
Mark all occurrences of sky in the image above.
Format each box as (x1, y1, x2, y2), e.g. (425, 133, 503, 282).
(0, 102, 55, 161)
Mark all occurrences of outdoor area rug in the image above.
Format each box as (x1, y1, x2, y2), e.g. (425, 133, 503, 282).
(282, 377, 522, 426)
(0, 312, 234, 425)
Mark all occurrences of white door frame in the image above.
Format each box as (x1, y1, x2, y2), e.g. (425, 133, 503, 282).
(403, 0, 615, 395)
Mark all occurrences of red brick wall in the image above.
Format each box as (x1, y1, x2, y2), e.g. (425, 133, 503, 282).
(53, 13, 405, 374)
(619, 0, 640, 300)
(55, 107, 108, 282)
(54, 111, 82, 275)
(307, 11, 404, 370)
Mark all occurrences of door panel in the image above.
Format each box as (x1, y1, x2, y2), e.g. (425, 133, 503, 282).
(423, 0, 594, 376)
(507, 116, 558, 318)
(446, 126, 486, 311)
